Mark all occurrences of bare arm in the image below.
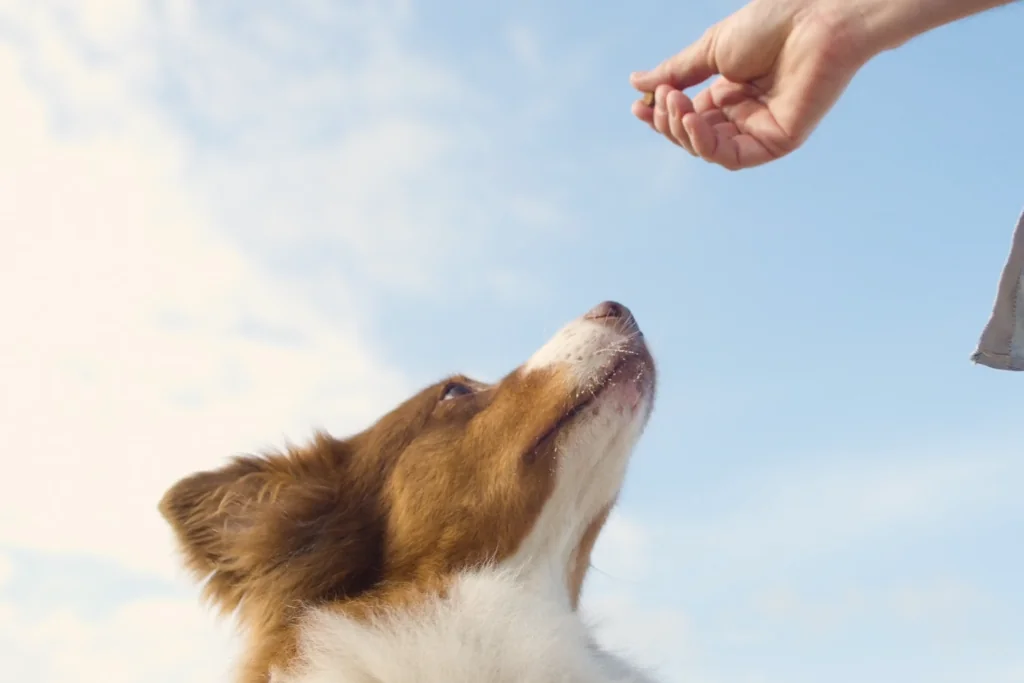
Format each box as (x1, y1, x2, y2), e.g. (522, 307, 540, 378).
(853, 0, 1019, 55)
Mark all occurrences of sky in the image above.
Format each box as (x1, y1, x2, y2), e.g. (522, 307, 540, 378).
(0, 1, 1022, 682)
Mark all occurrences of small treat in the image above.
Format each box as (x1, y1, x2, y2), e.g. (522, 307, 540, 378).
(641, 91, 655, 107)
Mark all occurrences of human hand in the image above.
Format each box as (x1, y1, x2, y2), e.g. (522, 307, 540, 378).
(631, 0, 872, 170)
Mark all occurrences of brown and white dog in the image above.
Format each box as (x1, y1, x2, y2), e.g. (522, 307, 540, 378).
(160, 301, 659, 683)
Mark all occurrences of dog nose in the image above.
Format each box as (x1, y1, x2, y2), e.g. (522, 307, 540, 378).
(583, 301, 639, 332)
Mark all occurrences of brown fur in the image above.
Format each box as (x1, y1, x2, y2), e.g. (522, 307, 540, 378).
(159, 365, 602, 682)
(568, 504, 613, 610)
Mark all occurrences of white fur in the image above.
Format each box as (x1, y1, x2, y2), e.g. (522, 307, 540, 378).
(523, 318, 631, 381)
(280, 315, 657, 683)
(512, 318, 652, 602)
(287, 570, 658, 683)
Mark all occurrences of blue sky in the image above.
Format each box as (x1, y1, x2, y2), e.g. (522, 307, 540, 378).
(1, 1, 1021, 682)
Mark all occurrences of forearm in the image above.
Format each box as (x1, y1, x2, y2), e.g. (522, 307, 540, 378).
(842, 0, 1018, 56)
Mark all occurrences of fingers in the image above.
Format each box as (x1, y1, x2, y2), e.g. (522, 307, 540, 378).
(631, 98, 655, 125)
(635, 85, 697, 154)
(630, 28, 718, 93)
(682, 112, 717, 160)
(642, 91, 775, 170)
(664, 89, 696, 156)
(683, 111, 776, 170)
(633, 77, 782, 170)
(636, 85, 729, 159)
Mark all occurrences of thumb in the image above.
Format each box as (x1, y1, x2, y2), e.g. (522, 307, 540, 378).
(630, 28, 718, 92)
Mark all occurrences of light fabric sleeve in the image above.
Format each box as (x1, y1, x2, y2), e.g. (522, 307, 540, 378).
(972, 209, 1024, 371)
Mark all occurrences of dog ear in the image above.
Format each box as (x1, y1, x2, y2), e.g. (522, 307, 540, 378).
(158, 455, 272, 609)
(158, 435, 386, 615)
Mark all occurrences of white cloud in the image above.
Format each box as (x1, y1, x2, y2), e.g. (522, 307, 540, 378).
(0, 592, 238, 683)
(0, 2, 463, 578)
(139, 1, 569, 297)
(0, 0, 581, 580)
(506, 24, 543, 70)
(996, 663, 1024, 683)
(576, 441, 1024, 683)
(586, 592, 702, 683)
(591, 511, 653, 582)
(0, 554, 12, 588)
(0, 5, 470, 676)
(887, 577, 991, 625)
(70, 0, 142, 45)
(657, 446, 1023, 575)
(582, 511, 706, 683)
(752, 577, 991, 634)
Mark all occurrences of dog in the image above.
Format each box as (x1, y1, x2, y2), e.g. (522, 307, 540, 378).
(160, 300, 659, 683)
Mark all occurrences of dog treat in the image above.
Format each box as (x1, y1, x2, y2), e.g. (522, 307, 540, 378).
(972, 209, 1024, 371)
(641, 91, 655, 107)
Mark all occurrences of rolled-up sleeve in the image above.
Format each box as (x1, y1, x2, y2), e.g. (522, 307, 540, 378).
(973, 209, 1024, 371)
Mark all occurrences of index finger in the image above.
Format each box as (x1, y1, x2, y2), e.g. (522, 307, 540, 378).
(629, 29, 719, 93)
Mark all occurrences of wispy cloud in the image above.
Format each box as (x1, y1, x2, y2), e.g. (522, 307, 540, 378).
(583, 438, 1024, 683)
(0, 6, 598, 680)
(0, 4, 517, 678)
(0, 0, 575, 577)
(656, 445, 1023, 580)
(1, 592, 237, 683)
(0, 554, 11, 588)
(0, 41, 404, 575)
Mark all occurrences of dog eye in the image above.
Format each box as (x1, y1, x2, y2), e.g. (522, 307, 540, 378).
(441, 382, 474, 401)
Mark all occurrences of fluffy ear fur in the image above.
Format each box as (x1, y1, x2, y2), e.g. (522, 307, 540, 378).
(158, 433, 387, 617)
